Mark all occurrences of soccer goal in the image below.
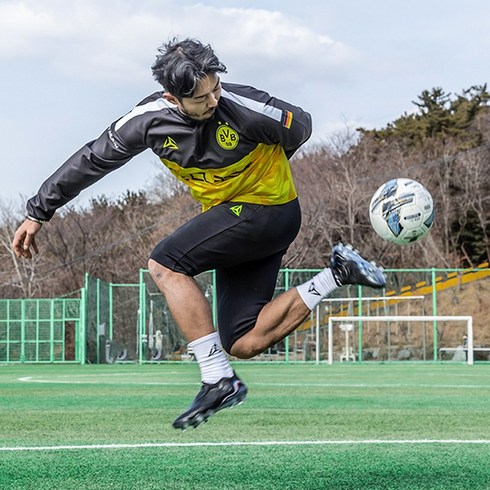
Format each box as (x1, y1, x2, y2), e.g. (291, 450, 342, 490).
(306, 295, 425, 364)
(326, 316, 474, 365)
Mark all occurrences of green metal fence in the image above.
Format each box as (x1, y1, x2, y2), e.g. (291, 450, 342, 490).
(1, 264, 488, 364)
(134, 265, 490, 364)
(0, 296, 84, 363)
(137, 269, 214, 363)
(84, 273, 139, 364)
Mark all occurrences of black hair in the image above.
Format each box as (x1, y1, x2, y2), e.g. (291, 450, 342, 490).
(151, 38, 227, 99)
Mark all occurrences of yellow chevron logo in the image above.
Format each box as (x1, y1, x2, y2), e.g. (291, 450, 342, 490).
(230, 204, 243, 217)
(163, 137, 179, 150)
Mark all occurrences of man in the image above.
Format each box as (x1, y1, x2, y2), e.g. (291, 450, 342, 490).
(12, 38, 386, 430)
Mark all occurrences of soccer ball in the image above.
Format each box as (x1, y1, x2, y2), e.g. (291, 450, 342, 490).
(369, 178, 435, 245)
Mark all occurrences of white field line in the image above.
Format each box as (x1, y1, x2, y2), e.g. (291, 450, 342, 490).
(17, 376, 198, 386)
(16, 376, 490, 389)
(1, 439, 490, 452)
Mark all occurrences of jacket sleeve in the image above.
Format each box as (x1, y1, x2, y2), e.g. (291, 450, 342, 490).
(222, 83, 313, 159)
(26, 117, 148, 222)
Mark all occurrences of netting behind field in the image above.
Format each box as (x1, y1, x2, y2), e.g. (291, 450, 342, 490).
(297, 267, 490, 363)
(139, 270, 213, 362)
(134, 265, 489, 364)
(85, 275, 109, 363)
(0, 298, 81, 363)
(85, 274, 139, 363)
(323, 316, 476, 365)
(2, 264, 487, 364)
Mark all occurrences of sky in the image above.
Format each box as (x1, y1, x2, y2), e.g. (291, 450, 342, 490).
(1, 0, 489, 213)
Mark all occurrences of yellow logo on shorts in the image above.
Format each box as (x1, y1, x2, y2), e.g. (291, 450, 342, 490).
(230, 204, 243, 216)
(216, 124, 239, 150)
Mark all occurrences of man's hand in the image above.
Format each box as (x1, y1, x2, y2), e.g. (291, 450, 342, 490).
(12, 219, 42, 259)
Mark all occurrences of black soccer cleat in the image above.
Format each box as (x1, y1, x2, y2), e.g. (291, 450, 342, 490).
(330, 242, 387, 289)
(172, 373, 247, 430)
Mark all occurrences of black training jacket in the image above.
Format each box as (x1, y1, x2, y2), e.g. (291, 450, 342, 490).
(26, 82, 312, 221)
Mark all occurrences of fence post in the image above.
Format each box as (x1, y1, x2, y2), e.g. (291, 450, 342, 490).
(50, 300, 55, 363)
(138, 269, 145, 365)
(80, 285, 87, 365)
(20, 300, 26, 363)
(357, 286, 363, 363)
(284, 268, 290, 363)
(431, 268, 438, 361)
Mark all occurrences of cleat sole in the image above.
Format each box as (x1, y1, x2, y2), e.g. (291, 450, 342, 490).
(172, 374, 248, 430)
(175, 398, 246, 431)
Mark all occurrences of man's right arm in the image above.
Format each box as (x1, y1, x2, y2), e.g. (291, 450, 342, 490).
(14, 93, 165, 258)
(13, 128, 144, 259)
(26, 127, 146, 222)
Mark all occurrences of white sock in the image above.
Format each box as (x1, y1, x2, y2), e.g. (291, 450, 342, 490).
(296, 268, 338, 310)
(188, 332, 234, 384)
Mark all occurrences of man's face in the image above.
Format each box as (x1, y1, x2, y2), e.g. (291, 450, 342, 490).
(165, 73, 222, 121)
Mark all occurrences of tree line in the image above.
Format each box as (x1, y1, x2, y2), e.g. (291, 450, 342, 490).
(1, 85, 489, 299)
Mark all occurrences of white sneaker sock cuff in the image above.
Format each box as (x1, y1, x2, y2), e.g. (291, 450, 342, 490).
(188, 331, 233, 384)
(188, 332, 222, 361)
(296, 268, 338, 310)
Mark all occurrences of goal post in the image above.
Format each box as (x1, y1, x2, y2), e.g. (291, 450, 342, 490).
(317, 296, 427, 364)
(327, 316, 474, 365)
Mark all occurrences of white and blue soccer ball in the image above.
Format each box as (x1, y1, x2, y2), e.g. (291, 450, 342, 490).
(369, 178, 435, 245)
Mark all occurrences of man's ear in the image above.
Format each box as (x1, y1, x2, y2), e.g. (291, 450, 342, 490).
(163, 92, 179, 105)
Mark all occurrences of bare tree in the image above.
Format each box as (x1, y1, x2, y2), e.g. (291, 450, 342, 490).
(0, 200, 43, 298)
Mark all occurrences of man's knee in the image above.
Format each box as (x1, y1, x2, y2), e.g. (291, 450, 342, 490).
(147, 259, 179, 284)
(148, 258, 166, 278)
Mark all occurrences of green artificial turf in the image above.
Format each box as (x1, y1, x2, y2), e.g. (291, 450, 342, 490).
(0, 363, 489, 489)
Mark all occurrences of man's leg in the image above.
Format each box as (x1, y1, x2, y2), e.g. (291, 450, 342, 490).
(147, 201, 300, 430)
(214, 250, 316, 359)
(148, 259, 246, 430)
(228, 243, 387, 358)
(229, 288, 310, 358)
(148, 201, 386, 428)
(148, 259, 214, 343)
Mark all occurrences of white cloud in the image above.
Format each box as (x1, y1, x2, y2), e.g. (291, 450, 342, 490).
(0, 1, 169, 82)
(180, 6, 358, 82)
(0, 2, 65, 56)
(0, 1, 358, 86)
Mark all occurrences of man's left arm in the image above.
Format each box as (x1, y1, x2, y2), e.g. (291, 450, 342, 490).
(222, 84, 313, 158)
(258, 93, 313, 158)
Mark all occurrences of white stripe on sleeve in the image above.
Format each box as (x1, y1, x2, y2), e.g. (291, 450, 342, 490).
(220, 89, 282, 122)
(115, 98, 176, 131)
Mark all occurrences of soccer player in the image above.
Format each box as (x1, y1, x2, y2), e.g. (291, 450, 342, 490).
(12, 38, 386, 430)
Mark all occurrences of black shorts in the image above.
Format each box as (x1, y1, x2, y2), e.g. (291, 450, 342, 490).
(150, 199, 301, 352)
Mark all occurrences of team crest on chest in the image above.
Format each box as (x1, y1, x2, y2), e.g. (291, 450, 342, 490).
(216, 123, 239, 150)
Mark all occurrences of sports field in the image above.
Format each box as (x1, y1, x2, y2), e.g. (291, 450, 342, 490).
(1, 363, 489, 489)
